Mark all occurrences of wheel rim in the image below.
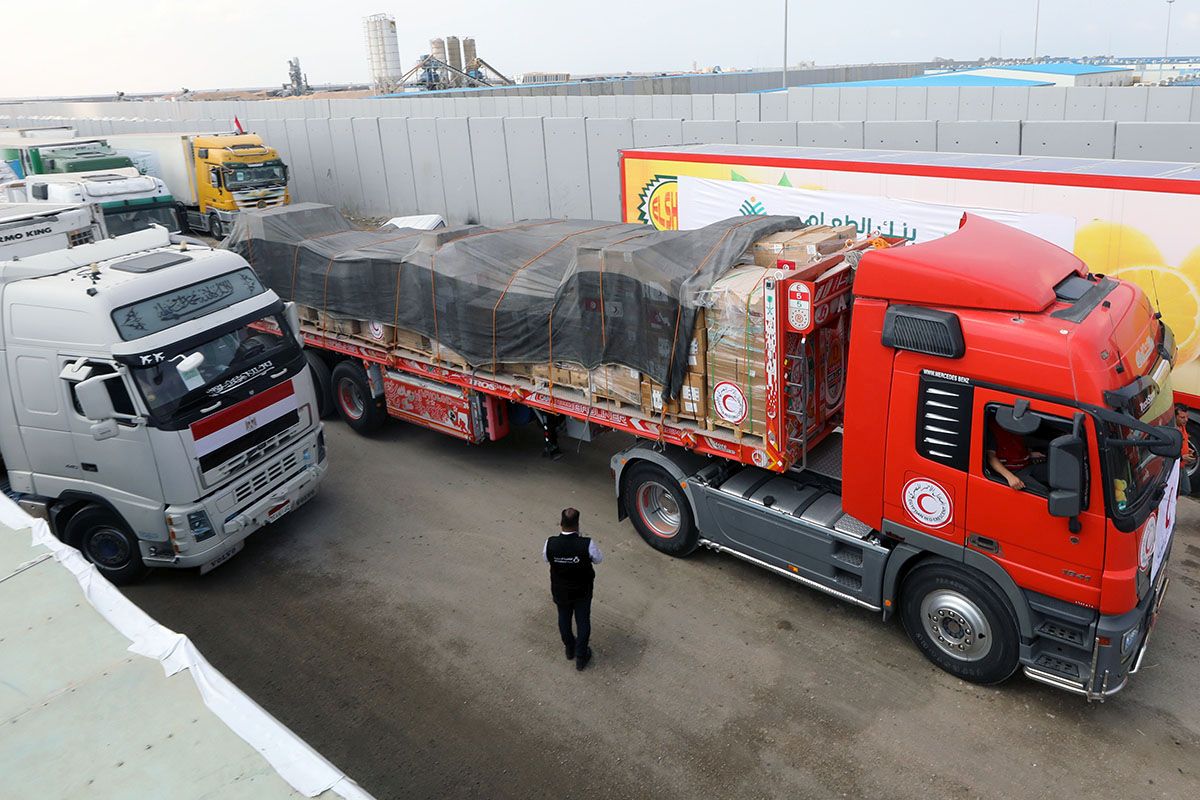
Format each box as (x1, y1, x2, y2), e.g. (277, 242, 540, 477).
(85, 527, 131, 569)
(636, 481, 681, 538)
(919, 589, 993, 662)
(338, 377, 365, 420)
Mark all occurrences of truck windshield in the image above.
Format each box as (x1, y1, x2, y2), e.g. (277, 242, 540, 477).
(1103, 361, 1175, 517)
(104, 204, 181, 236)
(130, 314, 298, 422)
(225, 163, 286, 190)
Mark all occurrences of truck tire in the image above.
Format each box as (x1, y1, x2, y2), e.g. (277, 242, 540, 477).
(65, 506, 149, 586)
(305, 351, 334, 419)
(899, 560, 1019, 686)
(1185, 419, 1199, 496)
(208, 213, 225, 240)
(621, 462, 699, 557)
(331, 361, 386, 434)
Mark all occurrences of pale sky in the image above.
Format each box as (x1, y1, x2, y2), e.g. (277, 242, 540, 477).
(1, 0, 1198, 99)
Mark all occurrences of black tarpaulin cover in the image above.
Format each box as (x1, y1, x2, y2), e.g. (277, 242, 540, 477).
(226, 203, 802, 396)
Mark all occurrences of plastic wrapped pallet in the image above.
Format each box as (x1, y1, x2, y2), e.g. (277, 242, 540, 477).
(703, 266, 769, 433)
(227, 203, 802, 399)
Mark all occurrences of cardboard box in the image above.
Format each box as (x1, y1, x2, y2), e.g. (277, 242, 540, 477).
(750, 225, 857, 268)
(641, 373, 706, 420)
(393, 327, 431, 353)
(589, 365, 642, 406)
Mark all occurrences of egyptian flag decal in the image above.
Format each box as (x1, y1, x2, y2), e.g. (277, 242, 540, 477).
(190, 380, 299, 471)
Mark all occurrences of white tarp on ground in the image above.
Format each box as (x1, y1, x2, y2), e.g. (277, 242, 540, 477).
(677, 176, 1077, 247)
(0, 497, 373, 800)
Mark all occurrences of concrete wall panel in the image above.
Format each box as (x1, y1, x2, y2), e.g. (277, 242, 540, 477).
(303, 118, 338, 206)
(925, 87, 960, 121)
(378, 117, 419, 216)
(692, 94, 715, 120)
(407, 118, 448, 217)
(544, 117, 592, 219)
(866, 87, 897, 121)
(436, 117, 479, 224)
(713, 94, 737, 120)
(812, 88, 840, 120)
(1115, 122, 1200, 162)
(735, 93, 760, 121)
(760, 92, 788, 121)
(838, 87, 868, 120)
(1064, 87, 1105, 121)
(351, 117, 390, 215)
(1147, 87, 1192, 121)
(504, 118, 551, 219)
(895, 88, 928, 120)
(585, 118, 633, 221)
(787, 87, 814, 121)
(737, 121, 798, 146)
(1020, 120, 1115, 158)
(937, 120, 1021, 154)
(651, 95, 672, 118)
(1104, 87, 1148, 122)
(468, 118, 514, 225)
(682, 120, 738, 144)
(864, 120, 936, 151)
(796, 121, 864, 148)
(957, 87, 992, 120)
(284, 119, 318, 203)
(633, 118, 684, 147)
(1027, 87, 1067, 120)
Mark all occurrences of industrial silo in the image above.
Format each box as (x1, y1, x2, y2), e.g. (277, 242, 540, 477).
(430, 38, 447, 64)
(446, 35, 463, 86)
(462, 37, 478, 71)
(363, 13, 403, 93)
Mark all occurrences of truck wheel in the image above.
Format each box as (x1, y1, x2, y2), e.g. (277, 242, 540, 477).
(331, 361, 386, 434)
(65, 506, 149, 585)
(208, 213, 225, 239)
(899, 561, 1019, 685)
(305, 351, 333, 419)
(622, 462, 698, 557)
(1185, 420, 1200, 496)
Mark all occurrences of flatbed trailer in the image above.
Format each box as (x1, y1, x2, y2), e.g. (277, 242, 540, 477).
(289, 234, 892, 474)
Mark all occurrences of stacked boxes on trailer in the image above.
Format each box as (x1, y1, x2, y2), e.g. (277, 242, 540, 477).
(619, 143, 1200, 491)
(231, 204, 1183, 699)
(107, 132, 289, 239)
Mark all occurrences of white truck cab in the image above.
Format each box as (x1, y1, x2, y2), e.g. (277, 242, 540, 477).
(2, 168, 180, 235)
(0, 220, 327, 582)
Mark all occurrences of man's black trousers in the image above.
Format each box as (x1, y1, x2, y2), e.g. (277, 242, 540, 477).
(555, 594, 592, 653)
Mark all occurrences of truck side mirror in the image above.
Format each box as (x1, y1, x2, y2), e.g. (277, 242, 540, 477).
(995, 399, 1039, 435)
(75, 376, 119, 440)
(284, 302, 305, 349)
(1047, 433, 1085, 519)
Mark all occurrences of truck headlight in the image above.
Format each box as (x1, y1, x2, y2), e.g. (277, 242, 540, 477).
(1121, 625, 1140, 654)
(187, 510, 216, 542)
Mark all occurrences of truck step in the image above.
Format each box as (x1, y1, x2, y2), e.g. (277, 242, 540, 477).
(1035, 619, 1088, 648)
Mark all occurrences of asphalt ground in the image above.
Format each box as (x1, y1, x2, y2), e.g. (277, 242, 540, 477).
(123, 418, 1200, 800)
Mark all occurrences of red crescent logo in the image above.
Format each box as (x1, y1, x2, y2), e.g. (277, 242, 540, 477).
(916, 493, 938, 514)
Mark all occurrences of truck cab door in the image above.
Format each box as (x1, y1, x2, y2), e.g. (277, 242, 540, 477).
(61, 357, 162, 502)
(965, 389, 1105, 605)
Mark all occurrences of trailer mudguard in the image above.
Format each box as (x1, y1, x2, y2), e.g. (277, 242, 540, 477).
(610, 444, 711, 522)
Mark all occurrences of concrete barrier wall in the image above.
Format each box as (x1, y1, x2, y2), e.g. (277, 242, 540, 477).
(8, 86, 1200, 126)
(5, 96, 1200, 226)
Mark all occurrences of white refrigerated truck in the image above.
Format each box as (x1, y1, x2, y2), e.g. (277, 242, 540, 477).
(0, 204, 327, 582)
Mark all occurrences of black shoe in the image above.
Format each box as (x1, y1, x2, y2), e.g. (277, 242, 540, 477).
(575, 647, 592, 671)
(564, 643, 575, 661)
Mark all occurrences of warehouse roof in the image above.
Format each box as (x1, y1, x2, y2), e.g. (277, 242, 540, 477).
(995, 61, 1132, 75)
(811, 74, 1051, 88)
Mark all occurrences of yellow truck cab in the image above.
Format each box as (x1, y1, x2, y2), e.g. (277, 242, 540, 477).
(108, 132, 290, 239)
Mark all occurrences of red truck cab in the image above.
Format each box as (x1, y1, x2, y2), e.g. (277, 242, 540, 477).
(840, 214, 1180, 695)
(614, 215, 1180, 699)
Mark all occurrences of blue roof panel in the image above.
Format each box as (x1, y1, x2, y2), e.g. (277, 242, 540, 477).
(811, 74, 1052, 88)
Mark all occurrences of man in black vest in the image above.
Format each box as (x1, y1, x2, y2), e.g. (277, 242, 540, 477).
(543, 507, 603, 670)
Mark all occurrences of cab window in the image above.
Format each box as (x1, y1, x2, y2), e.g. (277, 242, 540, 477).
(982, 404, 1073, 498)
